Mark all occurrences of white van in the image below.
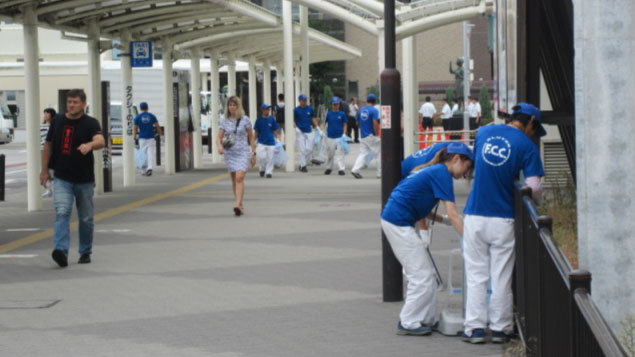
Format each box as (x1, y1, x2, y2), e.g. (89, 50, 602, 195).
(0, 99, 14, 144)
(109, 101, 138, 155)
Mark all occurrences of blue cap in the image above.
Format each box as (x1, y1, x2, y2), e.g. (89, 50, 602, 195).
(513, 103, 546, 137)
(139, 102, 148, 110)
(260, 103, 271, 110)
(298, 94, 308, 101)
(447, 142, 474, 161)
(366, 93, 377, 102)
(331, 96, 341, 104)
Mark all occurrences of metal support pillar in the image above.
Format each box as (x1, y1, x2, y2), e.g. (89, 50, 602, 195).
(88, 20, 104, 194)
(120, 30, 135, 186)
(248, 55, 257, 123)
(294, 61, 301, 103)
(300, 5, 310, 96)
(23, 4, 42, 211)
(227, 54, 236, 97)
(163, 38, 176, 175)
(381, 0, 403, 302)
(191, 47, 203, 169)
(275, 63, 283, 99)
(210, 50, 221, 163)
(283, 0, 296, 172)
(377, 21, 385, 83)
(402, 33, 417, 157)
(462, 22, 473, 143)
(263, 59, 272, 106)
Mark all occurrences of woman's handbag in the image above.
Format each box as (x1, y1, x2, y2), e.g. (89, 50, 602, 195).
(221, 118, 242, 149)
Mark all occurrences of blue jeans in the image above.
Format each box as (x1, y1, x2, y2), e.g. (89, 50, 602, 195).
(53, 178, 95, 255)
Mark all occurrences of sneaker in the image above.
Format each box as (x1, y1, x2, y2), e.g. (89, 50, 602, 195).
(300, 166, 308, 173)
(351, 171, 363, 179)
(490, 330, 511, 344)
(266, 174, 272, 178)
(462, 328, 486, 344)
(260, 171, 265, 177)
(145, 169, 152, 176)
(338, 170, 345, 176)
(324, 169, 332, 175)
(51, 249, 68, 268)
(78, 253, 91, 264)
(396, 322, 432, 336)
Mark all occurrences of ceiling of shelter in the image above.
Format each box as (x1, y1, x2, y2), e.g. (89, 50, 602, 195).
(0, 0, 361, 64)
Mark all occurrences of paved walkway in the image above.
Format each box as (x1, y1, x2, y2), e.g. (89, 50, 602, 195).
(0, 146, 505, 356)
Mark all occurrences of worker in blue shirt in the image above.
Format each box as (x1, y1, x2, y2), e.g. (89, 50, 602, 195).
(401, 142, 453, 179)
(381, 142, 474, 336)
(254, 104, 280, 178)
(462, 103, 545, 344)
(293, 94, 317, 173)
(351, 93, 381, 179)
(133, 102, 162, 176)
(323, 96, 348, 175)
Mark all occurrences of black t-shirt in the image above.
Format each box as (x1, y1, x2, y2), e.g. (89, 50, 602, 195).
(274, 104, 285, 126)
(46, 114, 102, 183)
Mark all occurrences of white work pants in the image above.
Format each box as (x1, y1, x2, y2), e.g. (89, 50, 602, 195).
(256, 143, 275, 175)
(297, 131, 313, 168)
(381, 219, 437, 329)
(325, 137, 345, 171)
(139, 138, 155, 171)
(463, 214, 515, 335)
(352, 135, 381, 177)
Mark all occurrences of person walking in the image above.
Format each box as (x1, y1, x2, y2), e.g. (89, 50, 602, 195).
(133, 102, 162, 176)
(274, 93, 285, 141)
(347, 97, 360, 143)
(381, 143, 474, 335)
(40, 89, 105, 267)
(324, 96, 348, 176)
(41, 108, 57, 197)
(418, 96, 436, 131)
(462, 103, 545, 344)
(451, 99, 459, 115)
(351, 93, 381, 179)
(217, 96, 256, 216)
(254, 103, 280, 178)
(439, 98, 453, 139)
(293, 94, 317, 172)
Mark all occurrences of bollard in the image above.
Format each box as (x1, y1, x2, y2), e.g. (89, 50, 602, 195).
(207, 128, 212, 154)
(155, 133, 161, 166)
(0, 154, 4, 201)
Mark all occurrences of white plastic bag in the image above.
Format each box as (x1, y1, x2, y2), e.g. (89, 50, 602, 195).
(273, 141, 288, 168)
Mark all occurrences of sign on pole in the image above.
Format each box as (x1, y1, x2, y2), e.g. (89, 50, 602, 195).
(381, 105, 392, 129)
(130, 41, 152, 67)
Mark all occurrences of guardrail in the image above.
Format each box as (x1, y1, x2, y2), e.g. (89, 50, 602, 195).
(514, 186, 627, 356)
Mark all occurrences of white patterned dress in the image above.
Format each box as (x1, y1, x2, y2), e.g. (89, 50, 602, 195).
(220, 116, 252, 172)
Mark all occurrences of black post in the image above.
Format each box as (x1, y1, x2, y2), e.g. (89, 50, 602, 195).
(0, 154, 5, 201)
(568, 269, 592, 357)
(101, 81, 112, 192)
(207, 128, 212, 154)
(173, 83, 181, 172)
(381, 0, 403, 302)
(155, 131, 161, 166)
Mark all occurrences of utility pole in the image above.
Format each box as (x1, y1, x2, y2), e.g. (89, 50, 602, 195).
(462, 21, 474, 144)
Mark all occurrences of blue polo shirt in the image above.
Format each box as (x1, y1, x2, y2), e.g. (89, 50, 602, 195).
(357, 105, 379, 138)
(325, 110, 347, 139)
(464, 124, 544, 218)
(381, 164, 455, 227)
(254, 115, 279, 146)
(134, 112, 158, 139)
(294, 105, 315, 133)
(401, 142, 452, 179)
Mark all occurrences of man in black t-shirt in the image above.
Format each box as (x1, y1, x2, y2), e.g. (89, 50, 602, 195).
(40, 89, 105, 268)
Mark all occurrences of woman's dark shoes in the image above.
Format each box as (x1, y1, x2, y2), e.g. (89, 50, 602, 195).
(233, 207, 243, 216)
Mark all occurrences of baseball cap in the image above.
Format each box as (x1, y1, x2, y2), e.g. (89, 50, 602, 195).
(139, 102, 148, 110)
(331, 96, 341, 104)
(298, 94, 308, 101)
(447, 142, 474, 161)
(366, 93, 377, 102)
(513, 103, 546, 137)
(260, 103, 271, 110)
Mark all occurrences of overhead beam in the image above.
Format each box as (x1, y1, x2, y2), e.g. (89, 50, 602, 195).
(289, 0, 378, 35)
(396, 1, 490, 40)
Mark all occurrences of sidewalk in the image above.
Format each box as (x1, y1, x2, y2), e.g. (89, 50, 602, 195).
(0, 146, 504, 356)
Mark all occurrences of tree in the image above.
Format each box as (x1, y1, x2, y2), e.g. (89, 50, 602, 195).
(480, 85, 493, 124)
(445, 86, 456, 103)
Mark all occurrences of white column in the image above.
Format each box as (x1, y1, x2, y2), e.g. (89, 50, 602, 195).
(120, 30, 135, 186)
(210, 50, 221, 163)
(163, 38, 176, 175)
(191, 47, 203, 169)
(294, 61, 301, 102)
(462, 21, 472, 143)
(283, 0, 296, 172)
(88, 20, 103, 194)
(227, 54, 236, 97)
(248, 55, 257, 124)
(402, 34, 417, 157)
(377, 22, 385, 78)
(300, 5, 310, 96)
(575, 0, 635, 334)
(275, 63, 283, 100)
(263, 59, 272, 106)
(22, 4, 42, 211)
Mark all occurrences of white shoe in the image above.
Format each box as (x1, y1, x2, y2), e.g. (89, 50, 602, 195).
(42, 190, 52, 197)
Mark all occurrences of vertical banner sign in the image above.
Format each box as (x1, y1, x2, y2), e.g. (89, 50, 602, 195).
(381, 105, 392, 129)
(130, 41, 153, 68)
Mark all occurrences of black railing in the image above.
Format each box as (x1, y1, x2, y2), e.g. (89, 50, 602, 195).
(514, 186, 626, 356)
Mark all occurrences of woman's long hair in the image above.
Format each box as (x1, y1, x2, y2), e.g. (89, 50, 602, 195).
(224, 96, 245, 119)
(410, 148, 473, 178)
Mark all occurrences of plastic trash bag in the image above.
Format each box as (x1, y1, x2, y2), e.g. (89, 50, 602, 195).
(311, 131, 327, 165)
(338, 135, 351, 154)
(135, 147, 147, 170)
(273, 141, 288, 168)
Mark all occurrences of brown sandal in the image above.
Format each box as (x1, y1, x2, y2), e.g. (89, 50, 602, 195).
(233, 207, 243, 216)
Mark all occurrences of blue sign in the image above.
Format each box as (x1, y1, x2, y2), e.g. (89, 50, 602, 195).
(130, 41, 153, 67)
